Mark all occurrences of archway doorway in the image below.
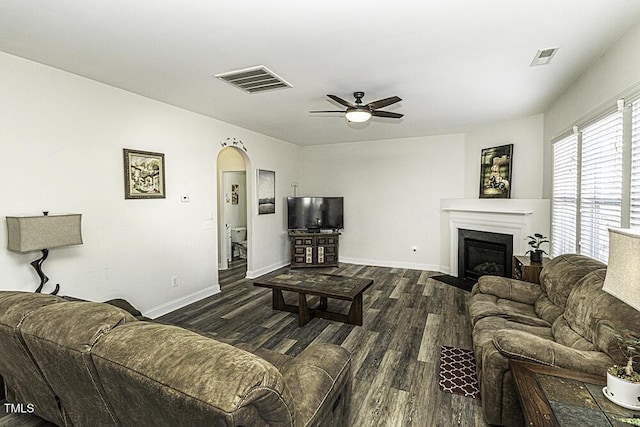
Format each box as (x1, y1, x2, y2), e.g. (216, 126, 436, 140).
(216, 147, 250, 282)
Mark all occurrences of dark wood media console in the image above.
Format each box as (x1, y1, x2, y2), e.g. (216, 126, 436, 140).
(289, 231, 340, 268)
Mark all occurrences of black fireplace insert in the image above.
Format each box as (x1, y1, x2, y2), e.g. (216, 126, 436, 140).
(458, 229, 513, 280)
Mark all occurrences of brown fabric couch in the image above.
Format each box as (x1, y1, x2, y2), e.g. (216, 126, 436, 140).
(468, 254, 640, 426)
(0, 291, 351, 426)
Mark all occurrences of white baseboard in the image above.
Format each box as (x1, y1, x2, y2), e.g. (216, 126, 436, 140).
(439, 266, 451, 275)
(145, 284, 221, 319)
(246, 260, 290, 279)
(340, 256, 442, 272)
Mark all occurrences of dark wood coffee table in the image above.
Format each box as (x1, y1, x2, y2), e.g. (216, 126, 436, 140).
(253, 269, 373, 327)
(511, 360, 638, 426)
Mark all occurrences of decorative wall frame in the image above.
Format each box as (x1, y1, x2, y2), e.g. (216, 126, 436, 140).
(123, 149, 166, 199)
(479, 144, 513, 199)
(257, 169, 275, 214)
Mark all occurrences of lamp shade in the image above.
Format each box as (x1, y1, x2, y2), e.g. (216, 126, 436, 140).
(602, 228, 640, 312)
(345, 108, 372, 123)
(6, 214, 83, 253)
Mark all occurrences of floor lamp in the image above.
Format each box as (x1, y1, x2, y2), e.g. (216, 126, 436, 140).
(6, 212, 83, 295)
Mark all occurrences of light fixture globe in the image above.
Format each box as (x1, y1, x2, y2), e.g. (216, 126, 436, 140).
(345, 107, 372, 123)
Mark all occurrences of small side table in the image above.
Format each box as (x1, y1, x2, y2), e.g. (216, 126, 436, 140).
(512, 255, 549, 284)
(511, 360, 637, 426)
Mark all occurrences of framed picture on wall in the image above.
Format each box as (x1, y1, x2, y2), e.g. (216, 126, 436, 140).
(257, 169, 275, 214)
(479, 144, 513, 199)
(123, 148, 166, 199)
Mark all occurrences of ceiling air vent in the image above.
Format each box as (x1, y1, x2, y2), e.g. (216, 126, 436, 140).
(215, 65, 292, 93)
(530, 47, 560, 66)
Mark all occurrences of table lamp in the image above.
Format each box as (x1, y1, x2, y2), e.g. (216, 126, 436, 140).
(6, 212, 83, 295)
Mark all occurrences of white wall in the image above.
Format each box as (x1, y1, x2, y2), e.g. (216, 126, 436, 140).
(0, 52, 299, 316)
(543, 21, 640, 198)
(299, 134, 466, 270)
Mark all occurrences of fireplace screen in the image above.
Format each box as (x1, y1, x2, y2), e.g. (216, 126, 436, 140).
(458, 229, 513, 280)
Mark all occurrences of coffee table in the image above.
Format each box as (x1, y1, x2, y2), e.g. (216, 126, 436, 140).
(253, 269, 373, 327)
(511, 360, 638, 426)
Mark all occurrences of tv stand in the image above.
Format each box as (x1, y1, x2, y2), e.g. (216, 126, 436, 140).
(289, 231, 340, 268)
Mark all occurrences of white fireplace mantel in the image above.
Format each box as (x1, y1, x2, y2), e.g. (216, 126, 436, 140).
(443, 208, 533, 277)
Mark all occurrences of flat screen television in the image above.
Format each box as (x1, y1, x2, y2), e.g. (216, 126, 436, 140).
(287, 197, 344, 231)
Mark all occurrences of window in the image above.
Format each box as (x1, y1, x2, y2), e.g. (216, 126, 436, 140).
(551, 98, 640, 263)
(551, 135, 577, 257)
(631, 99, 640, 228)
(579, 112, 623, 262)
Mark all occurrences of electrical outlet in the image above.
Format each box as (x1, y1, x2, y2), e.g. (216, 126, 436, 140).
(171, 276, 179, 287)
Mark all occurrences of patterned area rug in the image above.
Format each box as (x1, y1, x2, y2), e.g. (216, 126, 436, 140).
(438, 346, 481, 399)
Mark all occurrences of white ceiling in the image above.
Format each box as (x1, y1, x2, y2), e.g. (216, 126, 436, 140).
(1, 1, 640, 145)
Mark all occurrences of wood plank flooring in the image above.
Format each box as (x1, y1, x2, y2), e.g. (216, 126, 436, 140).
(162, 262, 488, 427)
(1, 262, 489, 427)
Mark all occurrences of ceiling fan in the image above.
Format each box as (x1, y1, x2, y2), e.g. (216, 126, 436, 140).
(310, 91, 403, 123)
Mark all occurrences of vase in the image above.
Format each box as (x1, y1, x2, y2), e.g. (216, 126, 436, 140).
(604, 371, 640, 410)
(529, 250, 543, 263)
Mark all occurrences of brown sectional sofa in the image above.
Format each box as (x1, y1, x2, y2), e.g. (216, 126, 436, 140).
(468, 254, 640, 426)
(0, 291, 351, 426)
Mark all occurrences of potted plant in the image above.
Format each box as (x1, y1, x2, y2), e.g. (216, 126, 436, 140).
(604, 329, 640, 409)
(525, 233, 549, 263)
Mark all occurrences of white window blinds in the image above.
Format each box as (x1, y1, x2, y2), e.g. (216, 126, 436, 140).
(631, 99, 640, 229)
(551, 135, 578, 257)
(579, 111, 623, 262)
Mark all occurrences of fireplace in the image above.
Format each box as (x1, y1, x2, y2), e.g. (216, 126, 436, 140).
(458, 229, 513, 280)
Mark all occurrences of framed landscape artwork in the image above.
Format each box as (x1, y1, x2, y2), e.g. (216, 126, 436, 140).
(123, 149, 166, 199)
(479, 144, 513, 199)
(257, 169, 275, 214)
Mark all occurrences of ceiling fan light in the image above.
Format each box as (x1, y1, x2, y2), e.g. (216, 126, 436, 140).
(345, 109, 372, 123)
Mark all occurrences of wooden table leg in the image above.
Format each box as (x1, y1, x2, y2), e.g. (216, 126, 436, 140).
(298, 293, 311, 326)
(273, 289, 285, 310)
(347, 293, 364, 326)
(319, 296, 328, 311)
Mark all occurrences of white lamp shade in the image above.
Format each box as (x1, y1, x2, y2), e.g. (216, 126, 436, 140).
(602, 228, 640, 312)
(345, 109, 372, 123)
(6, 214, 83, 253)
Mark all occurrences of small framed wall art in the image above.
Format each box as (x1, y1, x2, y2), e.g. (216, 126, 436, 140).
(123, 148, 166, 199)
(479, 144, 513, 199)
(257, 169, 276, 214)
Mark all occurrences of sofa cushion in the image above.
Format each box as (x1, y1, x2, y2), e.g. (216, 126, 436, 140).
(551, 315, 594, 351)
(0, 291, 66, 425)
(18, 300, 137, 426)
(90, 322, 295, 427)
(535, 254, 606, 323)
(468, 293, 549, 327)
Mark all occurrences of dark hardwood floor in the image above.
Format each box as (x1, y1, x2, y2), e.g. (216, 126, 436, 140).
(2, 262, 488, 426)
(161, 262, 488, 427)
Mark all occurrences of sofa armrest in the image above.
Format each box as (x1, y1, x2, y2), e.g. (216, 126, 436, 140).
(493, 330, 613, 376)
(475, 276, 543, 305)
(281, 344, 351, 427)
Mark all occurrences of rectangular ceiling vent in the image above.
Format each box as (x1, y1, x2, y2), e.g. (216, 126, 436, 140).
(530, 47, 560, 67)
(215, 65, 292, 93)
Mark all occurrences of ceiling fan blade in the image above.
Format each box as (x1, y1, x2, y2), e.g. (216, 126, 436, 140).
(367, 96, 402, 109)
(309, 110, 346, 113)
(327, 95, 355, 108)
(371, 110, 404, 119)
